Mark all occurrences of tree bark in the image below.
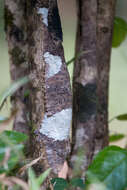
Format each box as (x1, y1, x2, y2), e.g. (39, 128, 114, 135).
(95, 0, 116, 153)
(27, 0, 72, 178)
(4, 0, 30, 153)
(70, 0, 97, 178)
(71, 0, 116, 178)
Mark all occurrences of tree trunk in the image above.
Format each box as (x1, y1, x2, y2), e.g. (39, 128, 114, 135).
(95, 0, 116, 153)
(27, 0, 72, 178)
(71, 0, 116, 178)
(70, 0, 97, 178)
(4, 0, 30, 153)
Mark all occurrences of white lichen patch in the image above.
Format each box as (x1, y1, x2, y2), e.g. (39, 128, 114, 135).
(44, 52, 62, 78)
(40, 108, 72, 141)
(38, 8, 48, 26)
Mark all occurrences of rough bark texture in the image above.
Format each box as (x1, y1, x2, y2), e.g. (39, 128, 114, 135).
(27, 0, 72, 179)
(95, 0, 116, 153)
(70, 0, 97, 178)
(71, 0, 116, 178)
(4, 0, 30, 152)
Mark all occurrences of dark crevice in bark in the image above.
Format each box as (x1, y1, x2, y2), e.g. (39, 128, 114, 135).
(48, 0, 63, 41)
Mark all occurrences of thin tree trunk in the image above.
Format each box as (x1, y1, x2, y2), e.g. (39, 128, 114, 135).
(95, 0, 116, 153)
(4, 0, 30, 153)
(27, 0, 72, 178)
(71, 0, 116, 178)
(70, 0, 97, 178)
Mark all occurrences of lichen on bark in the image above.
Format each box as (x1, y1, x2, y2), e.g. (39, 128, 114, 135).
(27, 0, 72, 178)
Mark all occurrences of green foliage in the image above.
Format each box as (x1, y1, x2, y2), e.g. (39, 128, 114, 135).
(109, 113, 127, 123)
(69, 178, 85, 189)
(36, 168, 51, 186)
(0, 76, 30, 109)
(28, 168, 51, 190)
(0, 130, 27, 174)
(51, 178, 68, 190)
(86, 146, 127, 190)
(51, 177, 85, 190)
(109, 134, 125, 142)
(116, 113, 127, 121)
(112, 17, 127, 47)
(2, 130, 28, 144)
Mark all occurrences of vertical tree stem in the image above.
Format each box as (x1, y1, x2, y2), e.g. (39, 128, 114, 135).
(71, 0, 97, 177)
(71, 0, 116, 178)
(27, 0, 72, 177)
(95, 0, 116, 153)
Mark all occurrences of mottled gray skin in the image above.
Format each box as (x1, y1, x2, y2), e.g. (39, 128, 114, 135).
(27, 0, 72, 180)
(4, 0, 31, 153)
(71, 0, 116, 178)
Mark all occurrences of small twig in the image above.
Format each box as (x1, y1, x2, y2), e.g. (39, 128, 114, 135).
(18, 155, 43, 175)
(10, 177, 29, 190)
(66, 50, 94, 66)
(0, 174, 29, 190)
(108, 116, 116, 123)
(0, 148, 11, 169)
(0, 109, 18, 133)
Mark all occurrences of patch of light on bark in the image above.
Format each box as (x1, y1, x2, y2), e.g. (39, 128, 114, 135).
(40, 108, 72, 141)
(38, 8, 48, 26)
(44, 52, 62, 78)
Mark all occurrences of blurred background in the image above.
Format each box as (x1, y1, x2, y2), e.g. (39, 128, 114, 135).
(0, 0, 127, 146)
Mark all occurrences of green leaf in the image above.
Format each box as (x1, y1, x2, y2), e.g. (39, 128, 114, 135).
(0, 144, 24, 174)
(116, 114, 127, 121)
(28, 168, 51, 190)
(109, 113, 127, 123)
(70, 178, 85, 189)
(51, 178, 68, 190)
(36, 168, 51, 186)
(1, 130, 28, 144)
(0, 76, 30, 109)
(112, 17, 127, 47)
(109, 134, 125, 142)
(28, 168, 39, 190)
(86, 146, 127, 190)
(24, 90, 30, 98)
(0, 131, 26, 174)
